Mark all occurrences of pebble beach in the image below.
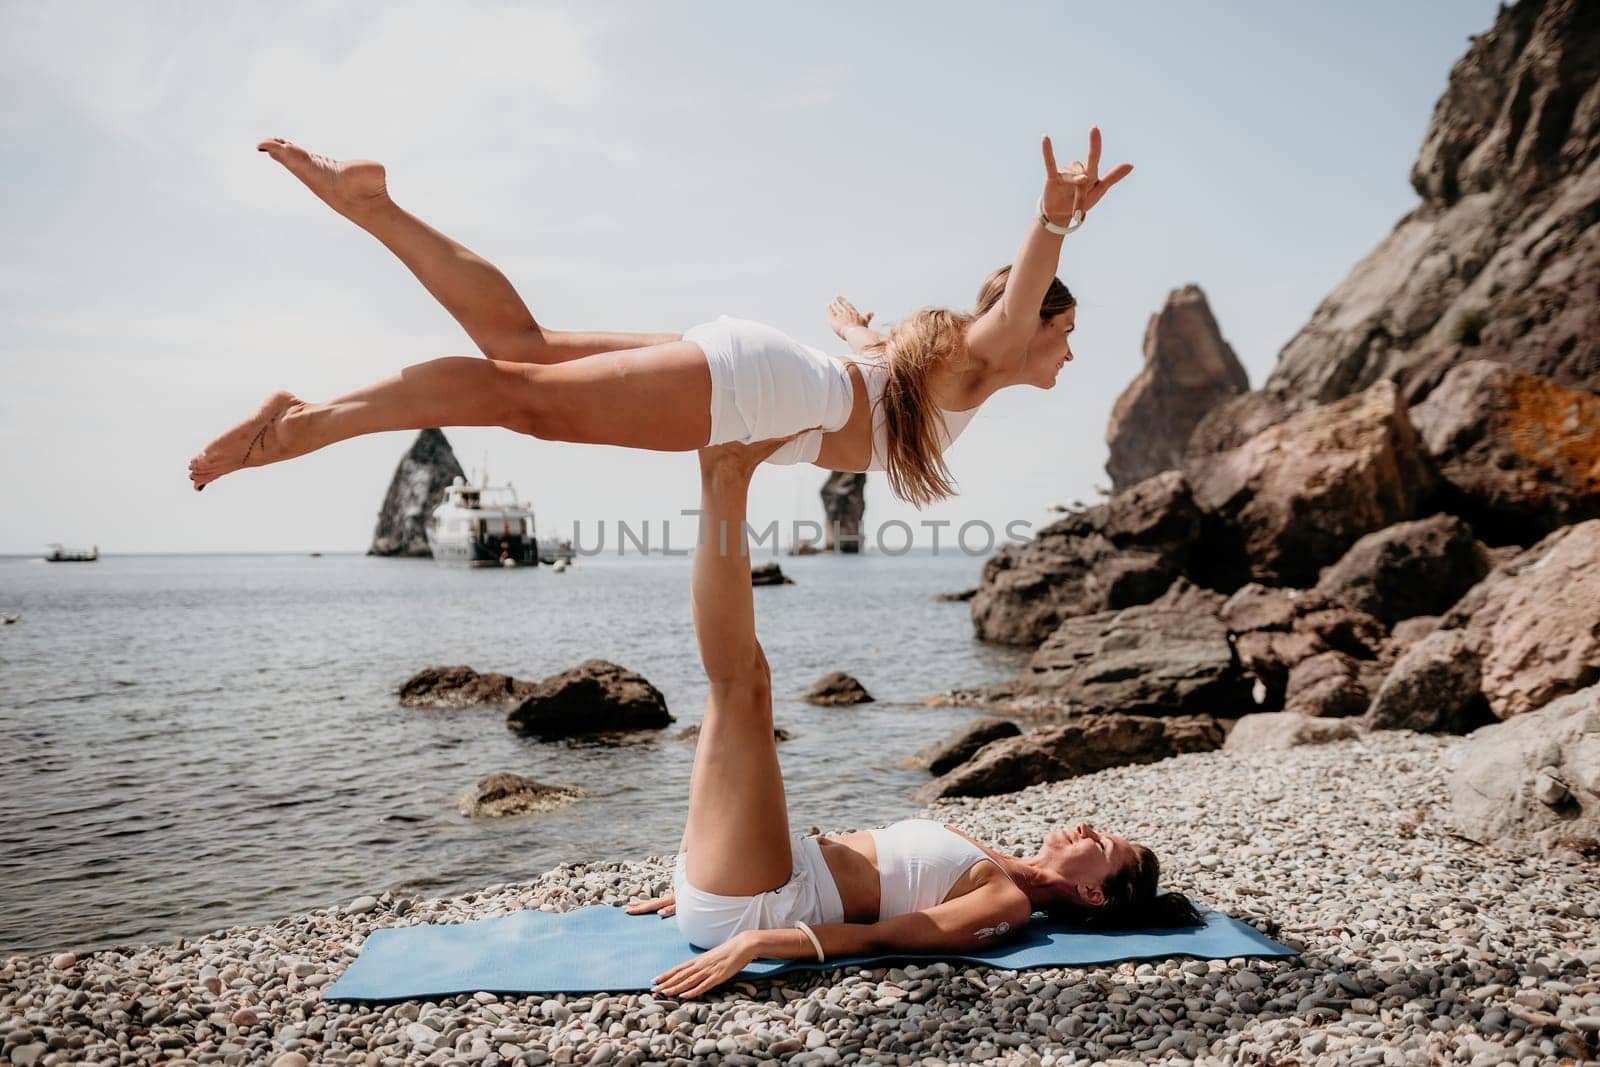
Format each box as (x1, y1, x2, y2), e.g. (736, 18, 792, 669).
(4, 732, 1598, 1067)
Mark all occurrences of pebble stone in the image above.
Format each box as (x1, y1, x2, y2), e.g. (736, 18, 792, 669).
(1, 734, 1596, 1065)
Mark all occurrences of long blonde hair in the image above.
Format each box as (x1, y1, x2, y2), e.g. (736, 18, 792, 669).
(875, 307, 975, 508)
(872, 267, 1075, 508)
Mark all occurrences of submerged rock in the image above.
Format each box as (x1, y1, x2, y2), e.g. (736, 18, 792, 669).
(673, 724, 794, 744)
(1446, 684, 1600, 855)
(1105, 284, 1249, 491)
(399, 665, 536, 709)
(457, 773, 585, 818)
(506, 660, 673, 739)
(369, 429, 465, 557)
(800, 672, 873, 706)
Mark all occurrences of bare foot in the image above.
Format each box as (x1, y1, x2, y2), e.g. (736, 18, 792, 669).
(257, 137, 390, 222)
(189, 391, 304, 491)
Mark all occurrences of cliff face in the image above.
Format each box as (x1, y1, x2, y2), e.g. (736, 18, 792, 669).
(1263, 0, 1600, 406)
(821, 471, 866, 553)
(1104, 285, 1249, 491)
(368, 429, 465, 557)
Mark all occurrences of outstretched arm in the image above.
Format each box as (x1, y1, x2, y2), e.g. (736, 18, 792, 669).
(967, 127, 1133, 371)
(826, 296, 885, 356)
(651, 876, 1031, 999)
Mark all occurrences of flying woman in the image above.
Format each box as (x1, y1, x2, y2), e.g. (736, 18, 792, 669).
(188, 129, 1130, 505)
(628, 437, 1200, 999)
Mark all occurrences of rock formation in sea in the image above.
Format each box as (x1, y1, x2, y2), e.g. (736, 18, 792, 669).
(800, 672, 874, 706)
(368, 429, 465, 557)
(1104, 285, 1249, 492)
(819, 471, 866, 553)
(506, 659, 673, 740)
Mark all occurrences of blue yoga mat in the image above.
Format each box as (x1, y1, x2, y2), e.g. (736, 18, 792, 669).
(323, 904, 1294, 1001)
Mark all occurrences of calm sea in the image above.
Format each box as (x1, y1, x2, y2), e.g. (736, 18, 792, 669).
(0, 551, 1025, 958)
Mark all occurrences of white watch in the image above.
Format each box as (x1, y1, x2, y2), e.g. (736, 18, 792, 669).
(1037, 195, 1085, 235)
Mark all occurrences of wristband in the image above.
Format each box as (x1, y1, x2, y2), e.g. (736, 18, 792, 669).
(794, 920, 825, 962)
(1037, 195, 1085, 235)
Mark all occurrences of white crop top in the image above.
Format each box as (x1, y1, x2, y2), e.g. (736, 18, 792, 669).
(766, 354, 981, 469)
(868, 818, 1018, 921)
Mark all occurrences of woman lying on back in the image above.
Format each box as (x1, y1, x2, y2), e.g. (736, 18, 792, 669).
(627, 437, 1202, 999)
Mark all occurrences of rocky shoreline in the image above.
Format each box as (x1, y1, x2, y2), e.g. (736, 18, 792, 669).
(5, 734, 1599, 1067)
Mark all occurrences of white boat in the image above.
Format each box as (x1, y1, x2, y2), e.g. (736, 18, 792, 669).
(425, 477, 539, 567)
(45, 543, 98, 562)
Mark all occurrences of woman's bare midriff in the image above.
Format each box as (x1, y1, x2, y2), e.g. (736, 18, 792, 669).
(815, 824, 1020, 923)
(811, 362, 874, 472)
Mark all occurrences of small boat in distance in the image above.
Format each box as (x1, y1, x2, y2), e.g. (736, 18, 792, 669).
(45, 543, 98, 562)
(426, 476, 539, 567)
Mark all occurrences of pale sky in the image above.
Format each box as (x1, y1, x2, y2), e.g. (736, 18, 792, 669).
(0, 1, 1500, 554)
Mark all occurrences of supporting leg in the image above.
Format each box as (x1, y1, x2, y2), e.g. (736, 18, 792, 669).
(187, 340, 713, 489)
(678, 444, 797, 896)
(258, 138, 681, 363)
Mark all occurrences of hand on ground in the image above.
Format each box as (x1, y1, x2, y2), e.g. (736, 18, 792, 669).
(624, 894, 676, 918)
(652, 933, 759, 999)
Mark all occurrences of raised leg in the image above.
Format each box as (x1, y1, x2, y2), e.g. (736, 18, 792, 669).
(678, 443, 796, 896)
(258, 138, 682, 363)
(187, 340, 713, 490)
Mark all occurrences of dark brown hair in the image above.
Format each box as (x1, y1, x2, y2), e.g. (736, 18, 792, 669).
(1048, 844, 1205, 930)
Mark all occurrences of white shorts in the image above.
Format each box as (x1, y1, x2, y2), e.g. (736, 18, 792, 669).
(682, 315, 855, 466)
(672, 831, 847, 948)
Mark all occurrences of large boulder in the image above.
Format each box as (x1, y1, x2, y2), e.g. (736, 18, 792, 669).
(1185, 389, 1312, 461)
(912, 715, 1223, 802)
(1446, 684, 1600, 855)
(1364, 629, 1493, 733)
(1283, 652, 1372, 719)
(820, 471, 867, 553)
(972, 470, 1201, 647)
(801, 672, 874, 706)
(369, 429, 465, 557)
(1461, 519, 1600, 718)
(1409, 361, 1600, 543)
(1183, 381, 1436, 587)
(399, 665, 535, 709)
(1013, 600, 1252, 717)
(1223, 713, 1364, 753)
(1220, 584, 1389, 710)
(1366, 519, 1600, 729)
(505, 660, 673, 739)
(456, 773, 584, 818)
(1313, 513, 1492, 625)
(1263, 0, 1600, 406)
(905, 716, 1023, 775)
(1105, 285, 1250, 491)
